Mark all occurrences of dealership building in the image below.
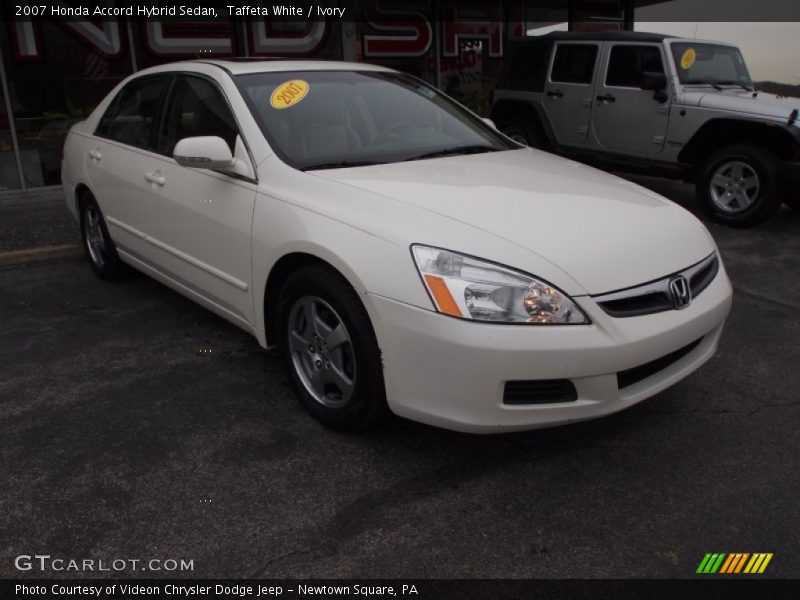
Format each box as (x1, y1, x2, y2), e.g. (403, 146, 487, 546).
(0, 0, 650, 193)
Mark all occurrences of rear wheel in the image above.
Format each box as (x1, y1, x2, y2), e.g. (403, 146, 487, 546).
(696, 144, 784, 227)
(79, 192, 125, 279)
(276, 265, 389, 432)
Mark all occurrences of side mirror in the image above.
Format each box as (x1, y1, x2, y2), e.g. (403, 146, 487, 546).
(173, 136, 235, 169)
(641, 71, 667, 92)
(481, 117, 498, 130)
(641, 71, 669, 103)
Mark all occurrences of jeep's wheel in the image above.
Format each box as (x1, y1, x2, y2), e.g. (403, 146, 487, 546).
(696, 144, 784, 227)
(276, 265, 389, 432)
(500, 122, 546, 149)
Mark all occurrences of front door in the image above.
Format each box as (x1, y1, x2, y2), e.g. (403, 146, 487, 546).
(543, 42, 600, 146)
(136, 74, 257, 326)
(592, 43, 671, 155)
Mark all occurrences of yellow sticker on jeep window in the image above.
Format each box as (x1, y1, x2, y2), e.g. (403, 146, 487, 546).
(680, 48, 697, 70)
(270, 80, 309, 109)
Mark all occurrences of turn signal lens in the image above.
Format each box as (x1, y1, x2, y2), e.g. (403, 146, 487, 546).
(423, 275, 462, 317)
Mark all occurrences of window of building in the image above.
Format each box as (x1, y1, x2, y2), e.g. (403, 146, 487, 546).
(0, 21, 133, 187)
(606, 45, 664, 87)
(0, 80, 20, 190)
(550, 44, 598, 84)
(157, 76, 239, 156)
(100, 76, 168, 150)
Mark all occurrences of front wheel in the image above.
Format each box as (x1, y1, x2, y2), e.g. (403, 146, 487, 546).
(500, 120, 547, 149)
(276, 265, 389, 432)
(696, 144, 784, 227)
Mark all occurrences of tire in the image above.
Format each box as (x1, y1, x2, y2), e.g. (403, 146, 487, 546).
(500, 120, 547, 149)
(276, 265, 389, 432)
(79, 192, 125, 280)
(695, 144, 784, 227)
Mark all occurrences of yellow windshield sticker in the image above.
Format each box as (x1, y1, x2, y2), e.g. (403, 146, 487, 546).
(680, 48, 697, 70)
(270, 80, 309, 109)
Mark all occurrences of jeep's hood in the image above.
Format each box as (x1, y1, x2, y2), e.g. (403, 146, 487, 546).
(312, 149, 715, 294)
(681, 89, 800, 120)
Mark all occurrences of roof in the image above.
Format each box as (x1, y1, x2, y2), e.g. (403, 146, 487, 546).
(511, 31, 675, 45)
(185, 59, 393, 76)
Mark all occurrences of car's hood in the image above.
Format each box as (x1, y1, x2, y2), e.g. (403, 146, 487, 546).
(681, 89, 800, 120)
(311, 149, 715, 294)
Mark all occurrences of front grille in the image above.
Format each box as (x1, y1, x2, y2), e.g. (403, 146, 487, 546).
(594, 253, 719, 318)
(688, 254, 719, 297)
(597, 291, 673, 317)
(617, 337, 703, 390)
(503, 379, 578, 405)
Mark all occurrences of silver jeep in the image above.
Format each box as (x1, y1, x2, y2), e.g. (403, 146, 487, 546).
(491, 31, 800, 227)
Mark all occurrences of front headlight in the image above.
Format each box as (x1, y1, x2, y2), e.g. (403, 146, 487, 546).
(411, 245, 588, 325)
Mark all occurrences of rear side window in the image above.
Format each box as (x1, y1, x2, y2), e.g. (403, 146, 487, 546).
(550, 44, 598, 84)
(606, 45, 664, 87)
(157, 75, 239, 156)
(504, 43, 551, 92)
(97, 76, 168, 150)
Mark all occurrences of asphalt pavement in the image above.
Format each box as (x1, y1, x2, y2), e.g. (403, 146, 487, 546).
(1, 179, 799, 579)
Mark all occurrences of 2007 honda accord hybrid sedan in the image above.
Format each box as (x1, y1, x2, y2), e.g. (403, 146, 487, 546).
(61, 60, 733, 433)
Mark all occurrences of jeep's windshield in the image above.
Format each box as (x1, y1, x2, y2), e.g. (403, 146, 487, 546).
(671, 43, 752, 87)
(236, 70, 516, 171)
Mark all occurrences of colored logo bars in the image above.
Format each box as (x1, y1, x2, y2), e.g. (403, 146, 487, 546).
(696, 553, 773, 574)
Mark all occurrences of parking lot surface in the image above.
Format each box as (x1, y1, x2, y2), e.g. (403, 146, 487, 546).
(1, 178, 799, 578)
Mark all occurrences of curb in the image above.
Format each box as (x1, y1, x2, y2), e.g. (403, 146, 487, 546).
(0, 244, 82, 267)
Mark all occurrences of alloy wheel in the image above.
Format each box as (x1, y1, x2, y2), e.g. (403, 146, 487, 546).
(83, 206, 106, 267)
(287, 295, 356, 409)
(709, 160, 760, 213)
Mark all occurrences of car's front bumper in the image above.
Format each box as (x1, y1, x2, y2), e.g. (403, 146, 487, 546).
(367, 263, 733, 433)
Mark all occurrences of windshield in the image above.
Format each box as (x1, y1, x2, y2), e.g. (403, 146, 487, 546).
(671, 43, 752, 87)
(235, 70, 516, 170)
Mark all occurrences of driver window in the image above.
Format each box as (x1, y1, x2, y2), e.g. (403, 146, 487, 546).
(158, 76, 239, 156)
(606, 45, 664, 88)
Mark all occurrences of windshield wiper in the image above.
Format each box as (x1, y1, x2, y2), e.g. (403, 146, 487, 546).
(302, 160, 383, 171)
(402, 145, 498, 162)
(716, 80, 753, 91)
(684, 79, 724, 90)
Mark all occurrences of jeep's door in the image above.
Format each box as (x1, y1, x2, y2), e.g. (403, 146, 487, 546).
(543, 42, 599, 145)
(592, 43, 671, 155)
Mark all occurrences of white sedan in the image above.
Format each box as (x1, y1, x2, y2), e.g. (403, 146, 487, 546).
(61, 60, 733, 433)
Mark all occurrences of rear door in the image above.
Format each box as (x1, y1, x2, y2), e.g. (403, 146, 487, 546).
(543, 42, 600, 145)
(85, 74, 171, 259)
(592, 43, 671, 155)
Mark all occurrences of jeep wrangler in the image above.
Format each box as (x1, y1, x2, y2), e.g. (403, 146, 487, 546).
(491, 31, 800, 227)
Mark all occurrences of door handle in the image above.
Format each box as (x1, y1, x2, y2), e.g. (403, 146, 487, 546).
(596, 94, 616, 103)
(144, 171, 166, 186)
(546, 89, 564, 98)
(87, 149, 102, 161)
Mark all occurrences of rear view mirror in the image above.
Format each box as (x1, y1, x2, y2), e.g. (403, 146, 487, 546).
(173, 136, 235, 169)
(641, 71, 667, 92)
